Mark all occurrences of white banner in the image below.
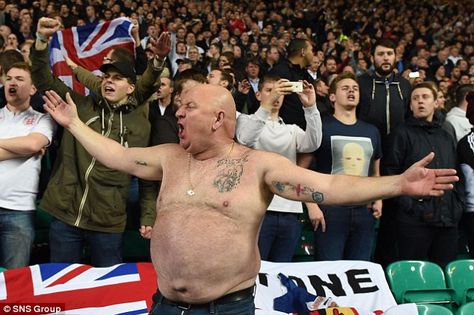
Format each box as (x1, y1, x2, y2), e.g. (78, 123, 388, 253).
(255, 260, 398, 314)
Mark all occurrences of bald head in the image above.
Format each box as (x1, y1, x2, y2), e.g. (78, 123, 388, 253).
(192, 84, 236, 138)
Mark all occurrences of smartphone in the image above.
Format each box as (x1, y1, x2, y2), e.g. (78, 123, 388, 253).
(290, 81, 303, 93)
(408, 71, 420, 79)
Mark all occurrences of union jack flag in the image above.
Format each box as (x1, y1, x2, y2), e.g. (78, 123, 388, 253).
(49, 18, 135, 95)
(0, 263, 157, 314)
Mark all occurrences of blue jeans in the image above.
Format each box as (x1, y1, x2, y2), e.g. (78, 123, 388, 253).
(314, 205, 376, 261)
(49, 218, 123, 267)
(0, 207, 35, 269)
(258, 211, 301, 262)
(149, 293, 255, 315)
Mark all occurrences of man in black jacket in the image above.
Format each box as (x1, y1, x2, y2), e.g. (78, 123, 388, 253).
(358, 39, 412, 267)
(382, 82, 463, 268)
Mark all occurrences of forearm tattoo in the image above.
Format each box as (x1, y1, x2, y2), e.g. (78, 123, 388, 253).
(213, 155, 249, 192)
(272, 181, 324, 203)
(135, 160, 148, 166)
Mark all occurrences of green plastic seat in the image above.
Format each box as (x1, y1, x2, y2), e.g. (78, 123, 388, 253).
(456, 302, 474, 315)
(0, 267, 6, 273)
(445, 260, 474, 305)
(417, 304, 453, 315)
(386, 260, 456, 307)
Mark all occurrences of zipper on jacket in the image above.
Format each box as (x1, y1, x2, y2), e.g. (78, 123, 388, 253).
(74, 111, 115, 227)
(385, 82, 390, 135)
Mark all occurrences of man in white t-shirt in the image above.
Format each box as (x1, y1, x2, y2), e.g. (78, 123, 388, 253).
(0, 62, 55, 268)
(236, 75, 322, 261)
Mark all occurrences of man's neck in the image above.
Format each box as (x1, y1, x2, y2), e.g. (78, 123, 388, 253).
(333, 107, 357, 124)
(269, 109, 279, 121)
(458, 102, 467, 112)
(6, 102, 29, 113)
(110, 96, 130, 108)
(158, 97, 172, 108)
(191, 140, 235, 161)
(375, 71, 394, 79)
(288, 56, 304, 68)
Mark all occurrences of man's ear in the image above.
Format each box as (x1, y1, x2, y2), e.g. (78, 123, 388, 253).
(256, 91, 262, 102)
(127, 83, 135, 95)
(30, 83, 37, 96)
(220, 80, 229, 89)
(329, 93, 336, 103)
(212, 111, 225, 131)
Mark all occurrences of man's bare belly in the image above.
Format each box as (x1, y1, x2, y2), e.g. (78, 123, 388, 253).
(151, 205, 261, 303)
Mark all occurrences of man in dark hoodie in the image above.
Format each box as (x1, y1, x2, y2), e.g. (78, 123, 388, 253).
(382, 82, 463, 268)
(358, 39, 412, 266)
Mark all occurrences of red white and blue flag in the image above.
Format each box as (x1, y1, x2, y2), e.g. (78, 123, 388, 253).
(0, 263, 157, 314)
(49, 18, 135, 95)
(0, 260, 408, 314)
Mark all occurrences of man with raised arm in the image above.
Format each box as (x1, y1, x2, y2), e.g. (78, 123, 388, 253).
(43, 84, 457, 315)
(31, 17, 170, 267)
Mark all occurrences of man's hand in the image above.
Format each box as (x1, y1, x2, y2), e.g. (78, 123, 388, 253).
(148, 32, 171, 59)
(139, 225, 153, 239)
(401, 152, 458, 197)
(37, 17, 61, 39)
(260, 79, 293, 112)
(64, 56, 78, 70)
(368, 200, 382, 219)
(43, 90, 79, 129)
(297, 80, 316, 108)
(307, 203, 326, 232)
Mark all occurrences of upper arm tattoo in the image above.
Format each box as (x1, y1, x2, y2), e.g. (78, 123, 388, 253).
(271, 181, 324, 203)
(134, 160, 148, 166)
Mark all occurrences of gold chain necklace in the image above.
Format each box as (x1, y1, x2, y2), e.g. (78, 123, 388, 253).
(186, 142, 234, 196)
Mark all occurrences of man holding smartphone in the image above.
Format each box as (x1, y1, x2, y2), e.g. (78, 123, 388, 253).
(235, 75, 322, 262)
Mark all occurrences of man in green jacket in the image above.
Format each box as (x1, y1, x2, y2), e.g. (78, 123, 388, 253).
(30, 17, 169, 266)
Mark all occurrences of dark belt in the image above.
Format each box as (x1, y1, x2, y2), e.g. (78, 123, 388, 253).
(155, 286, 255, 310)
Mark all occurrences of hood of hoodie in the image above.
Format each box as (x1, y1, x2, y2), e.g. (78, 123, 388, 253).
(406, 109, 446, 131)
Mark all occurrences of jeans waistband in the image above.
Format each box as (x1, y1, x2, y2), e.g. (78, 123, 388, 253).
(154, 285, 255, 310)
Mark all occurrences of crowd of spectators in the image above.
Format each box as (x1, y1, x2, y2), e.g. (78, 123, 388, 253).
(1, 0, 474, 268)
(0, 0, 472, 100)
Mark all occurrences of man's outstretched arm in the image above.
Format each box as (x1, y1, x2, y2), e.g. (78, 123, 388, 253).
(43, 90, 167, 181)
(263, 152, 458, 206)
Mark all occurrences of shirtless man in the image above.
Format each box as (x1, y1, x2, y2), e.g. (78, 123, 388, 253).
(42, 84, 457, 315)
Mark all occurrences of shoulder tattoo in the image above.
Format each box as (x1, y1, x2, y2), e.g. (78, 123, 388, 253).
(213, 154, 249, 192)
(271, 181, 325, 203)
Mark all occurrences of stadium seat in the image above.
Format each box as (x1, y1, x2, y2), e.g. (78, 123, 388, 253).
(386, 261, 456, 307)
(456, 301, 474, 315)
(0, 267, 6, 273)
(445, 260, 474, 305)
(417, 304, 453, 315)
